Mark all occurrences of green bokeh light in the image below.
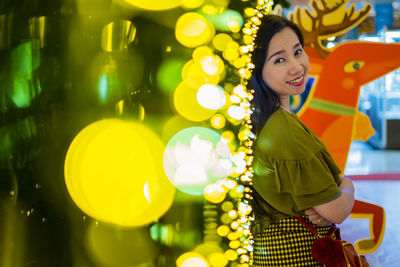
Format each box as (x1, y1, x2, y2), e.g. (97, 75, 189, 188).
(156, 58, 186, 95)
(10, 40, 41, 108)
(163, 127, 232, 195)
(97, 72, 120, 104)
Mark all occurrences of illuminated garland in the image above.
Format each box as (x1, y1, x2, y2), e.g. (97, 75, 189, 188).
(171, 0, 274, 266)
(226, 1, 273, 266)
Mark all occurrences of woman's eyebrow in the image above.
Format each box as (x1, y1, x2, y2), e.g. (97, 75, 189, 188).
(267, 42, 301, 61)
(267, 50, 284, 61)
(293, 43, 301, 49)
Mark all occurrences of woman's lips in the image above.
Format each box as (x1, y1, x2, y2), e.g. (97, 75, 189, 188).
(287, 75, 305, 87)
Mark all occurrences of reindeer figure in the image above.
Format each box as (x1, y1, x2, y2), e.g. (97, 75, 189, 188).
(290, 0, 400, 254)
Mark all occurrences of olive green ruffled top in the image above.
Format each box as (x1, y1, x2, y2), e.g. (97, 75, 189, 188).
(252, 107, 342, 231)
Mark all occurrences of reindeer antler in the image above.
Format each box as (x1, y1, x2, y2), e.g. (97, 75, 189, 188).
(289, 0, 371, 59)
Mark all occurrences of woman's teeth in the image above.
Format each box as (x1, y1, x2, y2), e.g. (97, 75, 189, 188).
(288, 76, 303, 84)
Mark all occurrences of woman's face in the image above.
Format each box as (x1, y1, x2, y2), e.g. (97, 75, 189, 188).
(261, 27, 309, 100)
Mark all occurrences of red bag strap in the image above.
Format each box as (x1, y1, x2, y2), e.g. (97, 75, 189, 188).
(294, 216, 319, 235)
(294, 216, 340, 239)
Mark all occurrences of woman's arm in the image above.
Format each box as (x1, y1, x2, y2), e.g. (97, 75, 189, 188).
(308, 176, 355, 225)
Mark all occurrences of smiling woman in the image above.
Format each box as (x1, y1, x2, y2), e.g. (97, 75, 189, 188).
(248, 15, 355, 267)
(261, 27, 309, 109)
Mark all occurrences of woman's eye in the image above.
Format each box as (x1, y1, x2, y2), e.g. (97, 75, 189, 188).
(274, 58, 284, 64)
(295, 49, 303, 55)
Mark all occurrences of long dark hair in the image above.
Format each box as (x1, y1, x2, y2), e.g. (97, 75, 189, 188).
(249, 15, 305, 223)
(250, 15, 304, 135)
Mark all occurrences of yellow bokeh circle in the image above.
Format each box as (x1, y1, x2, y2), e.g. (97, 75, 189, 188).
(220, 213, 232, 225)
(224, 249, 238, 261)
(212, 33, 233, 51)
(175, 12, 215, 48)
(64, 119, 175, 226)
(208, 252, 228, 267)
(182, 60, 220, 89)
(118, 0, 180, 10)
(186, 61, 221, 88)
(217, 225, 230, 237)
(221, 130, 235, 143)
(228, 21, 241, 33)
(221, 200, 234, 211)
(193, 46, 214, 62)
(244, 7, 257, 17)
(181, 60, 195, 81)
(173, 82, 216, 121)
(223, 49, 239, 61)
(210, 114, 226, 129)
(227, 41, 239, 50)
(204, 184, 226, 204)
(177, 252, 209, 267)
(228, 210, 237, 219)
(229, 240, 240, 249)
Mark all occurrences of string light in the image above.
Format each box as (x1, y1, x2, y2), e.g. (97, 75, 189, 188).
(224, 1, 273, 265)
(173, 0, 273, 265)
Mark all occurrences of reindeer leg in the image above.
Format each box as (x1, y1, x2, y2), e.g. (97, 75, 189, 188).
(350, 199, 386, 254)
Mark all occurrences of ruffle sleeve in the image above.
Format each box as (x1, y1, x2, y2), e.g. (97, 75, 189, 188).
(269, 148, 341, 211)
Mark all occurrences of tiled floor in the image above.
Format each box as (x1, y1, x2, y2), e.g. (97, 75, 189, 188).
(345, 141, 400, 175)
(341, 141, 400, 266)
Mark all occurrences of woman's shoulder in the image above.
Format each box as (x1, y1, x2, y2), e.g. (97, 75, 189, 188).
(257, 108, 291, 140)
(255, 108, 322, 160)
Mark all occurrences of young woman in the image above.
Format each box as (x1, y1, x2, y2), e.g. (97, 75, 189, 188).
(249, 15, 355, 266)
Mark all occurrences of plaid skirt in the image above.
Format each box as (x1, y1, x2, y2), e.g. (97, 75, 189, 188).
(252, 216, 332, 267)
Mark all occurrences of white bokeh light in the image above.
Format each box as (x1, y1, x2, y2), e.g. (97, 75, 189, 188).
(181, 257, 208, 267)
(174, 164, 208, 185)
(228, 105, 246, 120)
(197, 84, 226, 110)
(163, 127, 232, 195)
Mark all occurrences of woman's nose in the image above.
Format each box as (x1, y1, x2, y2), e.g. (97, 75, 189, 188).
(288, 58, 303, 74)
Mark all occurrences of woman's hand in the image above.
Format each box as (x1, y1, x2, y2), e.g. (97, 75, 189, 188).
(305, 208, 332, 226)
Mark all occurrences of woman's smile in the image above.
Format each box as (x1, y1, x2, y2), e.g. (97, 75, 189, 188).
(287, 74, 305, 86)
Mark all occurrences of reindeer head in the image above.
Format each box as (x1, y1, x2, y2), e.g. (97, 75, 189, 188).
(289, 0, 371, 59)
(316, 41, 400, 107)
